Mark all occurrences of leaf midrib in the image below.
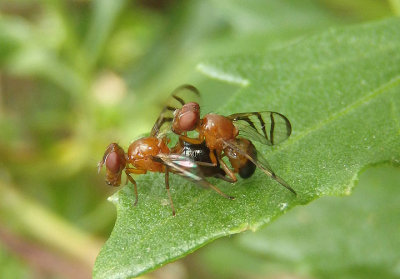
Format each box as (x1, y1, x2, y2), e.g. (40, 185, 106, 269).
(277, 75, 400, 152)
(202, 41, 400, 114)
(390, 100, 400, 134)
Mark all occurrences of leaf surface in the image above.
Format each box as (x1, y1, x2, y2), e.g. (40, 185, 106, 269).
(198, 166, 400, 279)
(93, 18, 400, 279)
(238, 166, 400, 279)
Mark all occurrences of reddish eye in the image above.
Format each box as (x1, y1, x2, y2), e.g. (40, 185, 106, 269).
(179, 111, 197, 131)
(178, 102, 199, 131)
(106, 151, 121, 173)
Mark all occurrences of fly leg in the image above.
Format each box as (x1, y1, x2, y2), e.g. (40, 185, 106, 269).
(200, 179, 235, 200)
(214, 173, 236, 183)
(209, 150, 236, 183)
(164, 167, 176, 216)
(125, 168, 147, 206)
(216, 154, 237, 183)
(209, 150, 218, 166)
(179, 135, 203, 145)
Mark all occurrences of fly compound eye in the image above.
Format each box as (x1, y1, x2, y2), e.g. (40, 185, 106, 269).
(178, 102, 200, 132)
(106, 151, 121, 173)
(179, 111, 197, 131)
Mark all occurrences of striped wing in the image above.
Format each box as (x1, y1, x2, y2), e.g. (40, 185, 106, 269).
(155, 153, 234, 199)
(151, 84, 200, 137)
(155, 154, 204, 182)
(222, 139, 296, 195)
(228, 112, 291, 146)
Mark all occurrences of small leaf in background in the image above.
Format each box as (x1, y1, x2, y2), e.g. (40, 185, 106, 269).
(389, 0, 400, 15)
(93, 18, 400, 279)
(84, 0, 128, 70)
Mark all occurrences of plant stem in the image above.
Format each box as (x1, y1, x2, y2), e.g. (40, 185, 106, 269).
(0, 181, 103, 268)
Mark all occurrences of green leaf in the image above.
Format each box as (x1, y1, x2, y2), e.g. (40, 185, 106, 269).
(93, 18, 400, 279)
(197, 166, 400, 279)
(238, 166, 400, 279)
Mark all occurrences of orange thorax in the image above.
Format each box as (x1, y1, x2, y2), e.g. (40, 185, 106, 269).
(201, 113, 238, 151)
(127, 137, 170, 172)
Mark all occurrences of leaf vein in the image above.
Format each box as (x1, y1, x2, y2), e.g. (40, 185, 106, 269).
(390, 98, 400, 135)
(278, 75, 400, 151)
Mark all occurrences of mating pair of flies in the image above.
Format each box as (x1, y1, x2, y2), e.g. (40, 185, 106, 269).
(98, 85, 296, 215)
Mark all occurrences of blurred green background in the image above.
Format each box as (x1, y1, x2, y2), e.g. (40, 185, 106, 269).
(0, 0, 399, 278)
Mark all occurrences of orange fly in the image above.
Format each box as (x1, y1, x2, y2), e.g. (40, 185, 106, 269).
(98, 85, 234, 216)
(171, 86, 296, 195)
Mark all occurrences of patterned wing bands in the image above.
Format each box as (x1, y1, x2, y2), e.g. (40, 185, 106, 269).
(151, 84, 200, 137)
(228, 111, 291, 146)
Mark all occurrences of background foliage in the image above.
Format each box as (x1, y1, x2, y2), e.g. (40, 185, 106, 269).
(0, 0, 399, 278)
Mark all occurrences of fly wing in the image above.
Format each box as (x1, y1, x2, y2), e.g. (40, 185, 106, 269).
(222, 139, 296, 195)
(228, 112, 291, 146)
(155, 153, 205, 183)
(150, 85, 200, 138)
(154, 154, 234, 199)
